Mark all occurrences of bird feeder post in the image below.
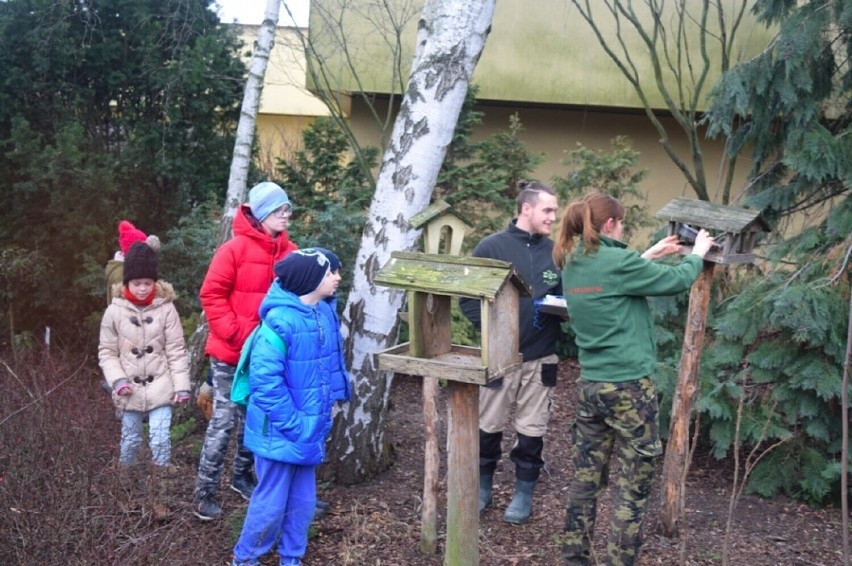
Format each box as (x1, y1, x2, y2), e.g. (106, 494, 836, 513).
(409, 201, 473, 555)
(375, 252, 528, 565)
(655, 198, 770, 537)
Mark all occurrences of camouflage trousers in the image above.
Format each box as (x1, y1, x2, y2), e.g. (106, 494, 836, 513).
(560, 377, 661, 566)
(194, 359, 254, 501)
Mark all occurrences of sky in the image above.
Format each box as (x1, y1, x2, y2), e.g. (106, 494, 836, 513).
(211, 0, 310, 26)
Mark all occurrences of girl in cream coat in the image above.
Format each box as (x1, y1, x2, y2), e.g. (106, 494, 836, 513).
(98, 242, 190, 466)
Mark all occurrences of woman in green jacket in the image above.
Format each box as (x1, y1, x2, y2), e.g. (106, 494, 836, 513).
(552, 191, 714, 566)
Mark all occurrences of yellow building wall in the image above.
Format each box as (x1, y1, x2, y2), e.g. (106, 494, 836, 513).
(234, 25, 330, 175)
(242, 9, 762, 245)
(308, 0, 774, 111)
(348, 98, 753, 245)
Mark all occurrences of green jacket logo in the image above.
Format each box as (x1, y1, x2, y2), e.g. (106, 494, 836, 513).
(542, 269, 559, 287)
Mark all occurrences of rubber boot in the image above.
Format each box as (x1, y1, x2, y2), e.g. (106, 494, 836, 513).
(503, 479, 536, 525)
(479, 474, 493, 513)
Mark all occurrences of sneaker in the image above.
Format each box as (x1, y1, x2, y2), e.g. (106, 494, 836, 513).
(194, 498, 222, 521)
(230, 474, 257, 501)
(231, 560, 259, 566)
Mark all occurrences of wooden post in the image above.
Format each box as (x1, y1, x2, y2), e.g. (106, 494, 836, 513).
(660, 262, 715, 537)
(421, 377, 440, 555)
(409, 291, 451, 554)
(445, 380, 479, 566)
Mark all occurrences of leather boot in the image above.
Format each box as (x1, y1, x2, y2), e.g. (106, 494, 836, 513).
(479, 474, 493, 513)
(503, 479, 536, 524)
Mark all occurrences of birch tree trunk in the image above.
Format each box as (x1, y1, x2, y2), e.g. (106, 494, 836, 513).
(321, 0, 496, 484)
(188, 0, 282, 386)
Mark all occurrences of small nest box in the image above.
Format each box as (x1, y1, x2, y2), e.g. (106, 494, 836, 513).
(656, 197, 771, 264)
(374, 252, 530, 385)
(409, 199, 472, 256)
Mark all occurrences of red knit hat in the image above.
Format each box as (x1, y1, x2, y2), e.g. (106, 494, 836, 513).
(118, 220, 147, 255)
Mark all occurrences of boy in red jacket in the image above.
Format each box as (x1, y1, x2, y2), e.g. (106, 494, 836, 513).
(194, 182, 298, 521)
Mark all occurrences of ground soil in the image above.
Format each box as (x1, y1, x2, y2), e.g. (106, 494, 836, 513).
(299, 361, 844, 565)
(8, 356, 841, 565)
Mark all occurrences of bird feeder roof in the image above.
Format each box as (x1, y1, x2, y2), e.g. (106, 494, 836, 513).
(656, 197, 771, 233)
(375, 251, 530, 300)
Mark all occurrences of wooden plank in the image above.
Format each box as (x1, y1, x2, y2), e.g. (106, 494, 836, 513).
(409, 292, 452, 358)
(410, 199, 453, 228)
(656, 197, 769, 233)
(672, 247, 756, 265)
(421, 375, 440, 555)
(375, 343, 520, 384)
(410, 198, 472, 229)
(444, 381, 479, 566)
(483, 285, 522, 376)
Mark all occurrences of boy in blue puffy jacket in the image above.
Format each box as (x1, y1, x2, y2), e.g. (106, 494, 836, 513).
(231, 248, 345, 566)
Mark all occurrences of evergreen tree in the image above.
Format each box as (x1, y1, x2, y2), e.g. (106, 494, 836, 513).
(275, 117, 379, 305)
(701, 0, 851, 504)
(435, 85, 545, 247)
(551, 136, 654, 243)
(0, 0, 246, 343)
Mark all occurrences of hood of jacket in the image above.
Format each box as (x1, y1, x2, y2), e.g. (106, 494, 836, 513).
(259, 279, 312, 319)
(233, 203, 294, 254)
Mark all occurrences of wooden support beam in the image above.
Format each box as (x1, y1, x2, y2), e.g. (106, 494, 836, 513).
(445, 381, 479, 566)
(660, 262, 715, 537)
(409, 292, 450, 555)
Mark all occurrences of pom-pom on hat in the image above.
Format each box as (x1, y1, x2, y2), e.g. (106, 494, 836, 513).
(249, 182, 291, 222)
(145, 234, 161, 253)
(123, 242, 159, 284)
(274, 249, 330, 296)
(118, 220, 148, 255)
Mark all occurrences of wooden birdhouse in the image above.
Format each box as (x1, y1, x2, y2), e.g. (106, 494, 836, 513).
(656, 197, 771, 264)
(409, 199, 472, 256)
(375, 251, 530, 384)
(374, 251, 530, 566)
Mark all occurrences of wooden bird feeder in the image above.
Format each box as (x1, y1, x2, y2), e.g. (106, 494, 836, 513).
(656, 197, 771, 264)
(374, 251, 530, 565)
(654, 197, 770, 537)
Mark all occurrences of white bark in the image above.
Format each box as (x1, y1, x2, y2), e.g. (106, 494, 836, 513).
(323, 0, 496, 483)
(218, 0, 281, 243)
(189, 0, 281, 385)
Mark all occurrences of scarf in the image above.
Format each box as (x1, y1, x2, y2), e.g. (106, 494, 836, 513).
(123, 285, 156, 307)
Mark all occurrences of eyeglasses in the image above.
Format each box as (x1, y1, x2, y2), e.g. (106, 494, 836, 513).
(271, 204, 292, 218)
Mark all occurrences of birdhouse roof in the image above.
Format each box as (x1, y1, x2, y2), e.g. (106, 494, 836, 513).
(410, 199, 472, 229)
(656, 197, 771, 233)
(375, 251, 531, 299)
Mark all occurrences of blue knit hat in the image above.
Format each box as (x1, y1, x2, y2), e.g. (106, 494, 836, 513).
(274, 249, 330, 296)
(248, 182, 291, 222)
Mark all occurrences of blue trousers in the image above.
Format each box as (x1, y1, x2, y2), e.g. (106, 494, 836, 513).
(233, 455, 316, 563)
